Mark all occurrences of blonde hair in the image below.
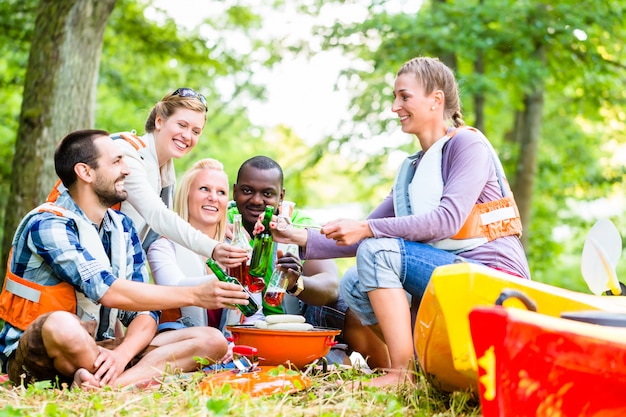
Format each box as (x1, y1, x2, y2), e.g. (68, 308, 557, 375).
(397, 57, 465, 128)
(174, 158, 228, 242)
(144, 90, 207, 133)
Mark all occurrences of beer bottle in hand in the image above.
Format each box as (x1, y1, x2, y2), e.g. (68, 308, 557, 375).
(249, 205, 275, 277)
(206, 258, 260, 317)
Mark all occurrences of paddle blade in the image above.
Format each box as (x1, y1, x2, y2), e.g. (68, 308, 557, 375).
(581, 219, 622, 295)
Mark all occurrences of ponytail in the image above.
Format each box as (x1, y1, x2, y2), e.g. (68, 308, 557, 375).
(451, 111, 465, 128)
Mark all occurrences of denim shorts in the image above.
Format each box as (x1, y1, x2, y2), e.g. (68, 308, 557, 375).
(339, 238, 473, 326)
(302, 298, 347, 332)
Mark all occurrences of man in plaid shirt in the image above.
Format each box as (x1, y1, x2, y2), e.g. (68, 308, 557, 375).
(0, 130, 251, 389)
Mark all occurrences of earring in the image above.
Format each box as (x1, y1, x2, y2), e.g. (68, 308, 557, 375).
(431, 106, 436, 110)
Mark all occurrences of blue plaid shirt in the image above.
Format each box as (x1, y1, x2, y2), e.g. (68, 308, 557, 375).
(0, 191, 157, 369)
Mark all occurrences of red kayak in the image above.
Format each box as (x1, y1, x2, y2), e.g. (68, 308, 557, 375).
(470, 306, 626, 416)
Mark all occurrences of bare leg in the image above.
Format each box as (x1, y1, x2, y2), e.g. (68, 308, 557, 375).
(342, 308, 390, 370)
(41, 311, 101, 377)
(365, 288, 415, 387)
(113, 326, 227, 387)
(39, 311, 104, 390)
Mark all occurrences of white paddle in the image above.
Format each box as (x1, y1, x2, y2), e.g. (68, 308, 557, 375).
(581, 219, 623, 295)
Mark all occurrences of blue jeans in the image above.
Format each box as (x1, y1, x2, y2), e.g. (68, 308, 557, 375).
(339, 238, 473, 326)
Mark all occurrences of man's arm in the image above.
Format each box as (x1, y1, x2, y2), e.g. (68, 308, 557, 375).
(297, 258, 340, 306)
(99, 278, 250, 312)
(27, 212, 250, 313)
(276, 252, 340, 307)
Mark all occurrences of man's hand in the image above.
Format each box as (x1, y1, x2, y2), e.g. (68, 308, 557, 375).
(93, 346, 131, 387)
(276, 249, 303, 290)
(198, 278, 251, 310)
(220, 342, 234, 364)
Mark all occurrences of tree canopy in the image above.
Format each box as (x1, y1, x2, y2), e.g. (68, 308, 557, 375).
(294, 0, 626, 287)
(1, 0, 625, 289)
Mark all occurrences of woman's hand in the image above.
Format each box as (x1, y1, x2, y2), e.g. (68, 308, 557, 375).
(223, 222, 234, 240)
(253, 214, 309, 247)
(320, 219, 373, 246)
(212, 242, 248, 269)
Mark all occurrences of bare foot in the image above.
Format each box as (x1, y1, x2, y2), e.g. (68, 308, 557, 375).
(363, 369, 415, 388)
(336, 378, 363, 390)
(72, 368, 100, 391)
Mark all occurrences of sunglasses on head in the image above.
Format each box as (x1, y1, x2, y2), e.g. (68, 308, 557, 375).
(171, 87, 207, 111)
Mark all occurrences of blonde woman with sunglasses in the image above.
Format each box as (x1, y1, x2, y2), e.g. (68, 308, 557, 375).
(115, 88, 247, 269)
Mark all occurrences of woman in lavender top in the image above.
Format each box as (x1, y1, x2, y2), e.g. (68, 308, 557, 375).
(264, 57, 530, 387)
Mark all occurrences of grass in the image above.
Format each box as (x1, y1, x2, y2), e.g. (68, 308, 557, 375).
(0, 366, 482, 416)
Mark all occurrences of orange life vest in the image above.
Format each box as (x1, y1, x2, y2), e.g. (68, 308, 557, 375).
(0, 203, 126, 334)
(0, 249, 77, 331)
(393, 126, 522, 252)
(450, 194, 521, 242)
(445, 128, 522, 242)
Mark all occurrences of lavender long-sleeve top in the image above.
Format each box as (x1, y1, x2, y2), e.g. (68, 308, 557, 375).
(302, 128, 531, 279)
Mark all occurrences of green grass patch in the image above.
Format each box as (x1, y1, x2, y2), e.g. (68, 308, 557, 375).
(0, 367, 482, 416)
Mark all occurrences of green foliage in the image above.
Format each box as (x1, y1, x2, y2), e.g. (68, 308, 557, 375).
(0, 406, 22, 417)
(2, 0, 626, 290)
(27, 379, 54, 393)
(205, 397, 231, 415)
(296, 0, 626, 285)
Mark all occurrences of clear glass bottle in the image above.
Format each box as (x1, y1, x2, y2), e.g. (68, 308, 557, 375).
(263, 265, 289, 307)
(249, 205, 275, 277)
(228, 214, 265, 292)
(206, 258, 260, 317)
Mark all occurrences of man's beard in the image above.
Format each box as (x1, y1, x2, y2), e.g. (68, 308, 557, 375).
(94, 176, 128, 207)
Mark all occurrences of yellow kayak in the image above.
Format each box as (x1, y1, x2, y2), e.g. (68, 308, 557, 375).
(414, 262, 626, 392)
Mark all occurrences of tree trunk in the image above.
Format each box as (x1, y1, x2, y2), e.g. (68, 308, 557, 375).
(472, 50, 485, 132)
(1, 0, 116, 280)
(471, 0, 485, 132)
(512, 86, 544, 248)
(432, 0, 457, 72)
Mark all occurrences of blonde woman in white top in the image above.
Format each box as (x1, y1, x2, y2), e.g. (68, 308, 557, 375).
(147, 158, 234, 329)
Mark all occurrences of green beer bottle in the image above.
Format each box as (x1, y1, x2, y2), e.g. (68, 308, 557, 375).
(206, 258, 260, 317)
(249, 205, 275, 277)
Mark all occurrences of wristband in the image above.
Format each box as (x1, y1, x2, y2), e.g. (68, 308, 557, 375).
(287, 276, 304, 296)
